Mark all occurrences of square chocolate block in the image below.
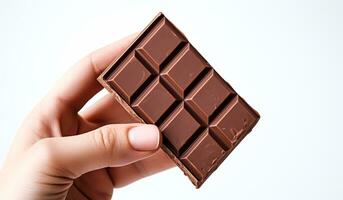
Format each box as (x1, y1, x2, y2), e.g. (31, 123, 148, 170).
(161, 44, 209, 98)
(132, 79, 177, 124)
(185, 69, 236, 124)
(210, 96, 259, 148)
(107, 54, 152, 103)
(98, 13, 260, 188)
(160, 103, 202, 156)
(181, 130, 226, 180)
(137, 17, 186, 72)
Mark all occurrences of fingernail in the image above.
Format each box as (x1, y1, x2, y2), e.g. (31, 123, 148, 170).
(128, 125, 160, 151)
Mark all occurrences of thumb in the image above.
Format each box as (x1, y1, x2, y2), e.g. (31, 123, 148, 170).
(29, 124, 160, 178)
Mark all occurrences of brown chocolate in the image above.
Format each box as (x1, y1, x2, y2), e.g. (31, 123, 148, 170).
(98, 13, 260, 188)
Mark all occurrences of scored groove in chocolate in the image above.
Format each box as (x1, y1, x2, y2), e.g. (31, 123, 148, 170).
(98, 13, 260, 188)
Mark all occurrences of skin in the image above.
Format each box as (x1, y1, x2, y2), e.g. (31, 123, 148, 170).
(0, 34, 175, 200)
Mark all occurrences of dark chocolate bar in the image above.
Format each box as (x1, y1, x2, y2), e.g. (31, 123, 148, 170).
(98, 13, 260, 188)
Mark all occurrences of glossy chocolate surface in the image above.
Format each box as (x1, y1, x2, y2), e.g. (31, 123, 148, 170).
(98, 13, 260, 188)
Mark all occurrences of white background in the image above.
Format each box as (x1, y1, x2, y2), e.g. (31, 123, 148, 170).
(1, 0, 342, 199)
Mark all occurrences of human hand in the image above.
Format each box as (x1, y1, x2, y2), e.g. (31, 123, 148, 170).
(0, 34, 174, 200)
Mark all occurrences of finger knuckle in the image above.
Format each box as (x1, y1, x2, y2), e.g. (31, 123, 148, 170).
(94, 125, 119, 162)
(30, 138, 58, 166)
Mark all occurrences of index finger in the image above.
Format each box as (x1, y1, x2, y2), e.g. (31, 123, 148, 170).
(47, 33, 137, 112)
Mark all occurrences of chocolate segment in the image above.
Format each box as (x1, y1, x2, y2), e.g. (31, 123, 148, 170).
(98, 13, 260, 188)
(181, 130, 226, 180)
(160, 103, 202, 156)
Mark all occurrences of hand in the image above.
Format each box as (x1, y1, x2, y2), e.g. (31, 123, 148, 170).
(0, 34, 174, 200)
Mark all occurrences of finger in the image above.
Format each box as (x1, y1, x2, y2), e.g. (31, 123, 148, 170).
(79, 94, 175, 187)
(72, 169, 113, 200)
(28, 124, 160, 178)
(47, 33, 137, 112)
(80, 93, 137, 125)
(109, 149, 175, 187)
(72, 150, 174, 196)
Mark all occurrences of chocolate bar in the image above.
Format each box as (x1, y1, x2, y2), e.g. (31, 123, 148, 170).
(98, 13, 260, 188)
